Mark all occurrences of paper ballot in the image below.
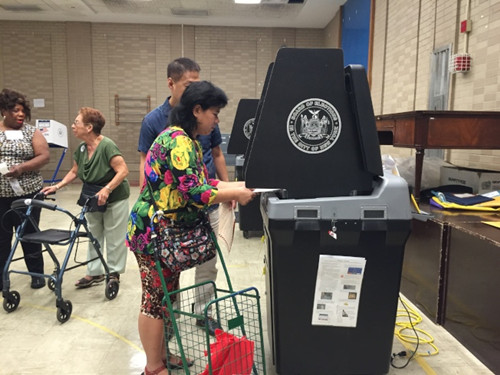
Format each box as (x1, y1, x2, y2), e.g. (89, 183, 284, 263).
(311, 254, 366, 327)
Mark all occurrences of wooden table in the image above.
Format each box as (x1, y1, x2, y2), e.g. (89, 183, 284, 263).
(375, 110, 500, 199)
(401, 204, 500, 373)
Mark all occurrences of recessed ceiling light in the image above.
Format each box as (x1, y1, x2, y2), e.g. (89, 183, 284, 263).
(234, 0, 262, 4)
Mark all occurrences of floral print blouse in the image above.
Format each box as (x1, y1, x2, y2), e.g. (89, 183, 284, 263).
(126, 126, 219, 255)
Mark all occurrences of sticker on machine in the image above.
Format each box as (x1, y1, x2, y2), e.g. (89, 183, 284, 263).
(287, 98, 341, 154)
(311, 254, 366, 327)
(243, 117, 255, 140)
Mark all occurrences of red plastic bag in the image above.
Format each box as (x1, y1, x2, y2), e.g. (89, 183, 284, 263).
(201, 329, 255, 375)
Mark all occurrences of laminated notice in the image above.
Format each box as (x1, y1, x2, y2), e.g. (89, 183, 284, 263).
(311, 254, 366, 327)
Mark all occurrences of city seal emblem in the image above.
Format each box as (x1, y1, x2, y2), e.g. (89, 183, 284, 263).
(287, 98, 341, 154)
(243, 117, 255, 140)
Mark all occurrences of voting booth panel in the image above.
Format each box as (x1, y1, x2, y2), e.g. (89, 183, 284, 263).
(228, 99, 259, 155)
(245, 48, 411, 374)
(245, 48, 382, 199)
(227, 99, 263, 236)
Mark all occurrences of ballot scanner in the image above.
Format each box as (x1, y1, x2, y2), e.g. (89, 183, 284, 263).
(245, 48, 412, 374)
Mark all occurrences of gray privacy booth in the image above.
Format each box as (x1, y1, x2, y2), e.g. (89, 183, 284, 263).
(245, 48, 412, 374)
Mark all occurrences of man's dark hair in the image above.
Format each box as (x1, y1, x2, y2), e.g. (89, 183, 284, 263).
(167, 57, 201, 82)
(168, 81, 227, 138)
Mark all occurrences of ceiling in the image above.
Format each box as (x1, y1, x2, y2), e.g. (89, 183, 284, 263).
(0, 0, 345, 29)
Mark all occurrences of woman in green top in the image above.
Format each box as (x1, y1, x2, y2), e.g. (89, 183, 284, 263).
(42, 107, 130, 288)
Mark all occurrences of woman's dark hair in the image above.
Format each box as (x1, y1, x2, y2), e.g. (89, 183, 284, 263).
(79, 107, 106, 135)
(168, 81, 228, 138)
(0, 88, 31, 121)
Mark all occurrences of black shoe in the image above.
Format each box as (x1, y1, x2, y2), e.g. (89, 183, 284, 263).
(196, 317, 221, 337)
(31, 276, 46, 289)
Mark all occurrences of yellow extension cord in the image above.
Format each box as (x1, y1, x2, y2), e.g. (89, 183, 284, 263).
(395, 296, 440, 358)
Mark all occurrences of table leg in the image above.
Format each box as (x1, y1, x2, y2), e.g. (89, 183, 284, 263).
(414, 148, 425, 201)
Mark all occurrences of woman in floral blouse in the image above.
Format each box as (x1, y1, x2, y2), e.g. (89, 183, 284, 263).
(126, 81, 255, 375)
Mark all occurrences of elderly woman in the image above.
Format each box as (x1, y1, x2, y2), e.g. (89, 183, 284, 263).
(0, 88, 50, 290)
(126, 81, 255, 375)
(42, 107, 130, 288)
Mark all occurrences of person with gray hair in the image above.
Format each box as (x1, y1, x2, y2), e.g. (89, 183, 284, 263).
(42, 107, 130, 288)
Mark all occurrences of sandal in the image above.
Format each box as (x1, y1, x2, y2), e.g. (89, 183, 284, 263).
(109, 272, 120, 282)
(141, 354, 194, 374)
(165, 352, 194, 370)
(143, 365, 166, 375)
(75, 275, 105, 289)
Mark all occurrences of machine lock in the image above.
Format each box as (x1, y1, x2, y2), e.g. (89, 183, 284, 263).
(328, 220, 338, 240)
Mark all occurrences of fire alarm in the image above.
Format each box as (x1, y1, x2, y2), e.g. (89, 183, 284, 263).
(460, 19, 472, 33)
(449, 53, 472, 74)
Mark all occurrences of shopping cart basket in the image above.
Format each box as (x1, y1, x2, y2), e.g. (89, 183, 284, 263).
(1, 192, 119, 323)
(152, 212, 266, 374)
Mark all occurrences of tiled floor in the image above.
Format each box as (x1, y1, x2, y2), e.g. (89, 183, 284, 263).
(0, 185, 494, 374)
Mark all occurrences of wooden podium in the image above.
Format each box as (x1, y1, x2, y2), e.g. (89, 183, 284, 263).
(375, 110, 500, 199)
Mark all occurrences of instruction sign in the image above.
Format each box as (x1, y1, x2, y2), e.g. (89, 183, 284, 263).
(311, 254, 366, 327)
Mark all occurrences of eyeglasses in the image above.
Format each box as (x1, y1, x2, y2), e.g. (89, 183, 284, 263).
(73, 119, 90, 126)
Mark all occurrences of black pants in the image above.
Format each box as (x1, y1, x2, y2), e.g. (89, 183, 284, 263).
(0, 192, 44, 287)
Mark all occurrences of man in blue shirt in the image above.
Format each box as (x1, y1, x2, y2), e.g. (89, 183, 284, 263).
(138, 57, 229, 338)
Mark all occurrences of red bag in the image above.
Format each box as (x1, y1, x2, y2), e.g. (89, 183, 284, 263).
(201, 329, 255, 375)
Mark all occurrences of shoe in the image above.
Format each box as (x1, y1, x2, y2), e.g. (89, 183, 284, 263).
(31, 276, 46, 289)
(196, 317, 221, 337)
(109, 272, 120, 282)
(140, 354, 194, 374)
(75, 275, 105, 289)
(165, 352, 194, 370)
(142, 365, 166, 375)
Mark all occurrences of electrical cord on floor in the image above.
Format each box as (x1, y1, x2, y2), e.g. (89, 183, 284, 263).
(391, 295, 439, 369)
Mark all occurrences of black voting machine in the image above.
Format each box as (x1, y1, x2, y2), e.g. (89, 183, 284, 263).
(227, 99, 263, 237)
(245, 48, 411, 375)
(244, 48, 382, 199)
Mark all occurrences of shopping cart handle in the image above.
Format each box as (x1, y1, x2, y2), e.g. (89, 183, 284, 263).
(11, 198, 57, 211)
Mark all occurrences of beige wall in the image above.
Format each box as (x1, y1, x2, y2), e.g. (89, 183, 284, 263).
(0, 22, 323, 185)
(371, 0, 500, 171)
(1, 0, 499, 186)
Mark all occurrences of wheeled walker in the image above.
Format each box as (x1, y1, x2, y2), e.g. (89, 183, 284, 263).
(1, 192, 119, 323)
(151, 211, 267, 374)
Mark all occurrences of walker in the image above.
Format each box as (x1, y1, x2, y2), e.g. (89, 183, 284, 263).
(1, 192, 119, 323)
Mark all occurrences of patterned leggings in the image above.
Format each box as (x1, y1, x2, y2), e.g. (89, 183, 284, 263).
(134, 252, 179, 320)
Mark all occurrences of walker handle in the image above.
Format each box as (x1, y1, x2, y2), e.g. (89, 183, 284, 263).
(11, 198, 57, 211)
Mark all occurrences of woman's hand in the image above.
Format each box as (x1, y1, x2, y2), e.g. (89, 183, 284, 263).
(96, 187, 111, 206)
(5, 164, 24, 178)
(41, 185, 58, 195)
(236, 187, 257, 206)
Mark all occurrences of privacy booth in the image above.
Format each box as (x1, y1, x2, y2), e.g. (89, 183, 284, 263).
(227, 98, 263, 237)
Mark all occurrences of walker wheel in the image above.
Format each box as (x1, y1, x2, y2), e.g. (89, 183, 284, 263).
(105, 280, 119, 300)
(3, 290, 21, 312)
(57, 300, 72, 323)
(47, 276, 56, 291)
